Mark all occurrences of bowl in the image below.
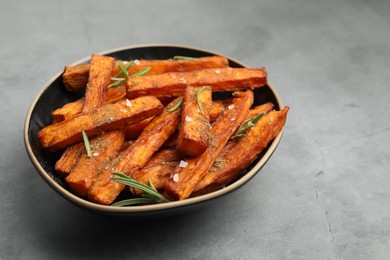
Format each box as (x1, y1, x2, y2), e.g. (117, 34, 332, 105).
(24, 44, 284, 217)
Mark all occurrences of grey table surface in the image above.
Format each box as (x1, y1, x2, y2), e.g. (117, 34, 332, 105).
(1, 0, 389, 259)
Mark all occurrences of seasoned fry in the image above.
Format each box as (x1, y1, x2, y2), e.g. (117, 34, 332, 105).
(65, 130, 125, 197)
(55, 142, 85, 177)
(51, 86, 126, 123)
(87, 98, 182, 205)
(63, 56, 229, 91)
(131, 148, 184, 195)
(52, 98, 85, 123)
(176, 86, 212, 156)
(164, 90, 254, 200)
(38, 96, 164, 151)
(209, 100, 227, 122)
(127, 67, 267, 99)
(124, 117, 153, 140)
(83, 54, 115, 112)
(63, 64, 90, 91)
(192, 104, 287, 196)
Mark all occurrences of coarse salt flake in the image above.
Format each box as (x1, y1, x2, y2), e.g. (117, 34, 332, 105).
(93, 152, 99, 157)
(179, 77, 187, 82)
(185, 116, 192, 122)
(173, 173, 180, 182)
(134, 59, 140, 65)
(215, 69, 221, 74)
(126, 99, 132, 107)
(231, 117, 236, 121)
(122, 61, 129, 65)
(228, 104, 234, 110)
(179, 160, 188, 168)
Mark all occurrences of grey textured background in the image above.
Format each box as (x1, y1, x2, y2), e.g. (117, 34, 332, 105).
(1, 0, 390, 259)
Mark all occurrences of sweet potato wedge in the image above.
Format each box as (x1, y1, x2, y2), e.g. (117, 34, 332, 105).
(192, 104, 288, 196)
(63, 56, 229, 91)
(87, 98, 182, 205)
(55, 142, 85, 177)
(38, 96, 164, 151)
(164, 90, 254, 200)
(65, 130, 125, 197)
(176, 86, 212, 156)
(63, 64, 90, 91)
(83, 54, 115, 112)
(52, 98, 85, 123)
(127, 67, 267, 99)
(51, 86, 126, 123)
(124, 117, 153, 140)
(131, 148, 184, 194)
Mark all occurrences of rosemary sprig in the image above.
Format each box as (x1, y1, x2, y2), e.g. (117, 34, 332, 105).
(196, 86, 208, 113)
(231, 112, 265, 140)
(111, 172, 169, 206)
(82, 130, 92, 157)
(173, 56, 197, 61)
(108, 61, 151, 88)
(167, 97, 183, 112)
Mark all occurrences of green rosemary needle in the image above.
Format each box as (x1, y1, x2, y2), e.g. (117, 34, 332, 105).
(82, 130, 92, 157)
(231, 112, 265, 140)
(167, 97, 183, 112)
(111, 172, 169, 206)
(173, 56, 198, 61)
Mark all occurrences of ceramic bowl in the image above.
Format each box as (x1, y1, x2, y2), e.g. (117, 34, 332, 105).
(24, 44, 284, 217)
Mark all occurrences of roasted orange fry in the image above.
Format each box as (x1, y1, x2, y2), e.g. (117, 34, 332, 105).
(55, 142, 85, 177)
(65, 130, 125, 197)
(177, 86, 212, 156)
(124, 117, 153, 140)
(127, 67, 267, 99)
(83, 54, 115, 112)
(209, 100, 227, 122)
(52, 98, 85, 123)
(87, 98, 182, 205)
(63, 64, 90, 91)
(131, 148, 184, 195)
(63, 56, 229, 91)
(38, 96, 163, 151)
(51, 86, 126, 123)
(164, 90, 254, 200)
(192, 104, 288, 196)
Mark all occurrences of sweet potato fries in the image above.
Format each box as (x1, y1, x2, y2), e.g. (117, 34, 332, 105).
(38, 53, 288, 206)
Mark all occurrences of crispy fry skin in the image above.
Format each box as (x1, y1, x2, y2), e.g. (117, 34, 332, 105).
(63, 64, 90, 91)
(209, 100, 226, 122)
(127, 67, 267, 99)
(38, 96, 163, 151)
(124, 117, 153, 140)
(83, 54, 115, 113)
(164, 90, 254, 200)
(55, 143, 85, 177)
(192, 104, 287, 196)
(63, 56, 229, 91)
(52, 98, 85, 123)
(65, 130, 125, 197)
(87, 98, 182, 205)
(177, 86, 212, 156)
(131, 148, 184, 194)
(51, 86, 126, 123)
